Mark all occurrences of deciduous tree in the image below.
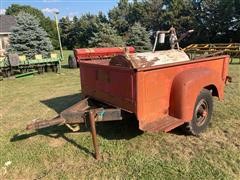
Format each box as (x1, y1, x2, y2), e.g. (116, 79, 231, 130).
(89, 23, 125, 47)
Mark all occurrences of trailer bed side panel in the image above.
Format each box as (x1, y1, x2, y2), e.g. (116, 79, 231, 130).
(80, 63, 136, 112)
(136, 56, 229, 128)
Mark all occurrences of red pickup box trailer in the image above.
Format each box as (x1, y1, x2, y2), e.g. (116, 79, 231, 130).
(78, 51, 229, 133)
(27, 47, 230, 159)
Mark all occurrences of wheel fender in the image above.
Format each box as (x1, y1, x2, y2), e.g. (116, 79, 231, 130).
(169, 67, 218, 122)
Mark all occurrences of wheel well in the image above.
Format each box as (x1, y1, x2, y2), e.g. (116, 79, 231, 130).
(204, 84, 219, 97)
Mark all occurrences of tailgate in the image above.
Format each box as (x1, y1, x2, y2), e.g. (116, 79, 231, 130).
(79, 62, 136, 112)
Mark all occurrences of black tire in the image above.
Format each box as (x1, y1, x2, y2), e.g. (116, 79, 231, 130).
(51, 64, 57, 72)
(183, 89, 213, 135)
(45, 66, 50, 72)
(37, 66, 43, 74)
(3, 69, 11, 77)
(68, 55, 77, 68)
(20, 68, 27, 74)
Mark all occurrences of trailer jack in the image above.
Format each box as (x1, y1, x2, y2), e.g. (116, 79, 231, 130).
(89, 110, 99, 159)
(26, 98, 122, 160)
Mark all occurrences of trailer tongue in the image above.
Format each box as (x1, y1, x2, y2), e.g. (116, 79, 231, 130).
(26, 98, 123, 159)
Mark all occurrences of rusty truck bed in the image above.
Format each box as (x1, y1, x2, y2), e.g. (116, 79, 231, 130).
(78, 55, 229, 130)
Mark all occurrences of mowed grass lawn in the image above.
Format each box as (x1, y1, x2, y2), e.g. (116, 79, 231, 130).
(0, 52, 240, 179)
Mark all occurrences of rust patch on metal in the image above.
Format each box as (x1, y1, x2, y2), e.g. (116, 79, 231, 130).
(109, 50, 190, 69)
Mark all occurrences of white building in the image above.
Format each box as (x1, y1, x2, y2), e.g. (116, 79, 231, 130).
(0, 15, 16, 56)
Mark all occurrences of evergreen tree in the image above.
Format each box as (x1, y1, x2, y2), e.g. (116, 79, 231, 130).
(127, 22, 152, 52)
(6, 4, 58, 48)
(8, 12, 53, 58)
(88, 23, 125, 47)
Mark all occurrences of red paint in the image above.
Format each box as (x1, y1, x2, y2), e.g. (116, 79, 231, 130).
(74, 47, 135, 61)
(77, 48, 230, 132)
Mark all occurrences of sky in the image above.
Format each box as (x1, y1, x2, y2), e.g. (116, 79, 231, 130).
(0, 0, 119, 19)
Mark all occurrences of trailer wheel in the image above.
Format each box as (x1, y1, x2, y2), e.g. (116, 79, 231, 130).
(183, 89, 213, 135)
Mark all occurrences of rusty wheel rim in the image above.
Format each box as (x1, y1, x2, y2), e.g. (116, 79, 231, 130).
(195, 99, 208, 127)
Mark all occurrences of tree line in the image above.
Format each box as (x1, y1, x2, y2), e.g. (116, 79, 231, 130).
(6, 0, 240, 52)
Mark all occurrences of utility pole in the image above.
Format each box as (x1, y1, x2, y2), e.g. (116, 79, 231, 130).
(53, 11, 64, 61)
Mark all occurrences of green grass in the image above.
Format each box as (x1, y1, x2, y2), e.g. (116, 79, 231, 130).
(0, 54, 240, 179)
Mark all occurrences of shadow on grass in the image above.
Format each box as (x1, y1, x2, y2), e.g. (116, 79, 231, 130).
(11, 93, 142, 157)
(11, 119, 142, 157)
(230, 62, 240, 65)
(61, 64, 71, 69)
(11, 125, 93, 155)
(61, 64, 79, 69)
(40, 93, 82, 113)
(169, 126, 188, 136)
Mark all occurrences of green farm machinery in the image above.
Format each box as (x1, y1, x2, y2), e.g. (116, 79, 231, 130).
(0, 53, 61, 78)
